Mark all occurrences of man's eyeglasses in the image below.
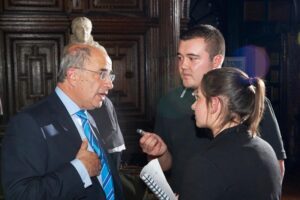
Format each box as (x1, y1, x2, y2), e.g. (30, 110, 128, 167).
(75, 67, 115, 82)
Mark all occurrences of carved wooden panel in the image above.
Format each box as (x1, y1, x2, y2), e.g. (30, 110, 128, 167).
(5, 33, 65, 116)
(68, 0, 143, 13)
(90, 0, 143, 11)
(181, 0, 190, 19)
(93, 34, 146, 155)
(95, 34, 145, 116)
(4, 0, 64, 11)
(0, 30, 5, 133)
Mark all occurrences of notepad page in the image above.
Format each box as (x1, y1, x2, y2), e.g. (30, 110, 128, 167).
(140, 159, 177, 200)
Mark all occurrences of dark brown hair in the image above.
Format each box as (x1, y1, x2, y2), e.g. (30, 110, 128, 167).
(201, 67, 265, 135)
(180, 24, 225, 61)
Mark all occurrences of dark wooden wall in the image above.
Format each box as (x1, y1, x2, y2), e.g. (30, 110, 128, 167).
(0, 0, 189, 165)
(238, 0, 300, 169)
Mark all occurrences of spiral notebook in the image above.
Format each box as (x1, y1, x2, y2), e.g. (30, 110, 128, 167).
(140, 159, 176, 200)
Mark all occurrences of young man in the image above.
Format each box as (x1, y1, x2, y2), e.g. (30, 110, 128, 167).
(2, 44, 124, 199)
(139, 24, 286, 194)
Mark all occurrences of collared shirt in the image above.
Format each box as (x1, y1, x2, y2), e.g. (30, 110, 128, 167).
(55, 87, 105, 188)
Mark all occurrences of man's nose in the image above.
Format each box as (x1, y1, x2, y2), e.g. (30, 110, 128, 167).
(180, 58, 189, 69)
(105, 79, 114, 90)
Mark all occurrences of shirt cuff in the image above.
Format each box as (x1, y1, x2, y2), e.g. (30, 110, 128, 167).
(108, 144, 126, 153)
(71, 159, 92, 188)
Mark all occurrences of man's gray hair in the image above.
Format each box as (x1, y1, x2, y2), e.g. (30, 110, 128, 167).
(57, 46, 91, 82)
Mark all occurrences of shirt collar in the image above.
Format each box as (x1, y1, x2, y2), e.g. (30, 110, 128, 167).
(55, 87, 81, 116)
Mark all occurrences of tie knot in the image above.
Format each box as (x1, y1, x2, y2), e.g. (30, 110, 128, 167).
(76, 110, 88, 121)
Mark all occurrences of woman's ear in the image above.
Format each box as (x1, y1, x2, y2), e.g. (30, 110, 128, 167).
(210, 96, 221, 114)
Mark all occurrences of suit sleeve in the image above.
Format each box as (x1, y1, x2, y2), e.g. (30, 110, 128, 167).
(1, 113, 84, 200)
(259, 98, 287, 160)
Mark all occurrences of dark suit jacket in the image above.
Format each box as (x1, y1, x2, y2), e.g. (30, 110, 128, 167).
(89, 98, 125, 169)
(1, 92, 124, 200)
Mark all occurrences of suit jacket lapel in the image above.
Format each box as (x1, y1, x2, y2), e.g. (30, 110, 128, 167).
(47, 93, 82, 149)
(47, 93, 123, 198)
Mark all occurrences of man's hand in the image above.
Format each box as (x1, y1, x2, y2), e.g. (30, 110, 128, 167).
(139, 132, 167, 157)
(76, 140, 101, 177)
(139, 132, 172, 171)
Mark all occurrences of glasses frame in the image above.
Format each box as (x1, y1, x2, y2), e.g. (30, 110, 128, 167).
(74, 67, 115, 82)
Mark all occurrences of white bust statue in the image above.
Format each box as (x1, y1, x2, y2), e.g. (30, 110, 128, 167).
(68, 17, 106, 52)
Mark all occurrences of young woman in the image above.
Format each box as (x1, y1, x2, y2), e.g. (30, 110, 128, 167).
(180, 67, 282, 200)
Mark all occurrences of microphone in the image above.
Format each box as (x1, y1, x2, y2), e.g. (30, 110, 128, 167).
(136, 129, 145, 136)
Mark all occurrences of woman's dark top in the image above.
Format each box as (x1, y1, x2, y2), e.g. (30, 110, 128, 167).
(180, 125, 282, 200)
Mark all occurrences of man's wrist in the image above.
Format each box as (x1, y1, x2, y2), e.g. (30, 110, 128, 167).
(147, 148, 168, 159)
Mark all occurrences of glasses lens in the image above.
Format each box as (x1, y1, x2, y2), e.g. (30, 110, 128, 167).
(99, 71, 115, 82)
(110, 74, 115, 82)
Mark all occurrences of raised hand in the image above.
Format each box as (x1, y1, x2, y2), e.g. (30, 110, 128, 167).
(139, 132, 167, 157)
(76, 140, 101, 177)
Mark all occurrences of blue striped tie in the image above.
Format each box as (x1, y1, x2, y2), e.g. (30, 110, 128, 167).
(76, 110, 115, 200)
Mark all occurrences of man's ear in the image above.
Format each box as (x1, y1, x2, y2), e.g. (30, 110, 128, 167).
(210, 96, 220, 114)
(66, 67, 78, 83)
(212, 54, 224, 69)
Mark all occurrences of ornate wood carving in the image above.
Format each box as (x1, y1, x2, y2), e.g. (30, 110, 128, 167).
(93, 34, 148, 159)
(0, 30, 5, 133)
(145, 27, 160, 118)
(5, 33, 65, 115)
(95, 35, 145, 112)
(90, 0, 142, 11)
(181, 0, 190, 19)
(4, 0, 64, 11)
(159, 0, 181, 95)
(68, 0, 144, 14)
(148, 0, 159, 17)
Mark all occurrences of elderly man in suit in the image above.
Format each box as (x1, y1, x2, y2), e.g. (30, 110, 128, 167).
(1, 44, 124, 200)
(67, 16, 126, 169)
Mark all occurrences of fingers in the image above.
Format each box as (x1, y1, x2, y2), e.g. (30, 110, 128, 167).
(139, 133, 167, 156)
(83, 152, 101, 177)
(80, 139, 88, 150)
(76, 140, 101, 177)
(89, 154, 101, 176)
(140, 132, 162, 144)
(143, 136, 160, 152)
(139, 132, 153, 144)
(84, 152, 101, 177)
